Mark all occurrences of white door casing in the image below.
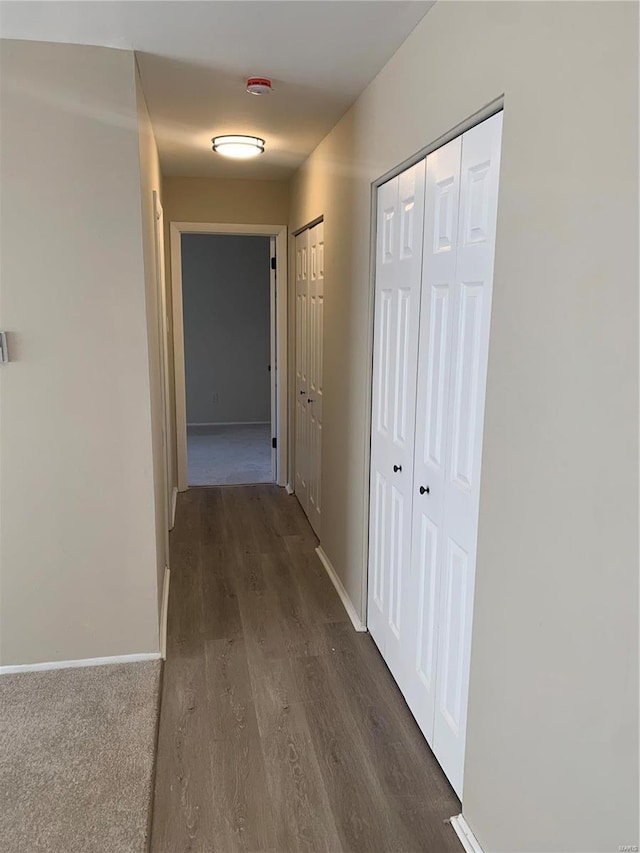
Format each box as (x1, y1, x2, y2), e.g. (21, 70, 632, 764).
(152, 191, 173, 538)
(170, 223, 288, 491)
(367, 160, 426, 698)
(294, 229, 310, 514)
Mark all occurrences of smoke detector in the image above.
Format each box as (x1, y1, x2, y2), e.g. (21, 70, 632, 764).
(246, 77, 273, 96)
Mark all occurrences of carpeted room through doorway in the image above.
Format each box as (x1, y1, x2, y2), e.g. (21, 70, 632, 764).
(0, 660, 161, 853)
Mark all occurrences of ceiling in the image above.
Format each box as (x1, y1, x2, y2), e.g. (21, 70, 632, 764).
(0, 0, 434, 180)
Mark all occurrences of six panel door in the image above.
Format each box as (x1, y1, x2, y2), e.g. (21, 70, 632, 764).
(294, 222, 324, 536)
(294, 229, 310, 514)
(367, 160, 426, 698)
(307, 222, 324, 536)
(430, 111, 503, 796)
(367, 111, 503, 798)
(405, 134, 463, 746)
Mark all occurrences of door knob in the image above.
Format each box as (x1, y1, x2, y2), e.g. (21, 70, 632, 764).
(300, 389, 306, 395)
(307, 398, 315, 404)
(393, 464, 402, 473)
(419, 485, 430, 495)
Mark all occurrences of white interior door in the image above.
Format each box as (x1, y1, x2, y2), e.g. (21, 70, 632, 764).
(367, 161, 426, 697)
(307, 222, 324, 536)
(294, 229, 310, 514)
(406, 134, 463, 746)
(367, 111, 503, 799)
(153, 191, 173, 537)
(430, 111, 503, 796)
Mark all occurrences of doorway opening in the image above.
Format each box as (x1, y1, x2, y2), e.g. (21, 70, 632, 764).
(171, 223, 288, 490)
(183, 233, 271, 485)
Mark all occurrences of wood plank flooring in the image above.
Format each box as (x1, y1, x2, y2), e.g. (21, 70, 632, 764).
(150, 485, 461, 853)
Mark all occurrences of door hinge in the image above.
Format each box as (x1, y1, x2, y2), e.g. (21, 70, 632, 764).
(271, 256, 276, 270)
(272, 436, 277, 449)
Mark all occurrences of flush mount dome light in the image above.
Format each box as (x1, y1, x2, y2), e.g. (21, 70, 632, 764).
(211, 134, 265, 159)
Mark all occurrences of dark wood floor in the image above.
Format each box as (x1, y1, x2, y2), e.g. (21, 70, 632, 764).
(150, 485, 461, 853)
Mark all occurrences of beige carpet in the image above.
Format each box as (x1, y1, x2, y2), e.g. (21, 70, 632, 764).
(187, 423, 273, 485)
(0, 661, 161, 853)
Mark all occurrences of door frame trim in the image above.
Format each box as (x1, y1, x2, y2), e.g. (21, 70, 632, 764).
(361, 95, 505, 628)
(450, 814, 485, 853)
(152, 192, 173, 551)
(170, 221, 288, 491)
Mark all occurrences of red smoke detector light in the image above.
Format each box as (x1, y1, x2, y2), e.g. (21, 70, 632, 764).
(246, 77, 273, 95)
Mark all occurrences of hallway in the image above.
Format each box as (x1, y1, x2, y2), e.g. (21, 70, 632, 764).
(150, 485, 460, 852)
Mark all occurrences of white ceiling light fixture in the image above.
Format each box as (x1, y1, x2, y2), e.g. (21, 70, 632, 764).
(246, 77, 273, 95)
(211, 134, 265, 159)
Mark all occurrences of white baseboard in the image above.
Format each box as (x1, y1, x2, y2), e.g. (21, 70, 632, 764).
(0, 651, 161, 675)
(285, 483, 294, 495)
(315, 546, 366, 632)
(170, 486, 178, 530)
(160, 566, 171, 660)
(451, 815, 484, 853)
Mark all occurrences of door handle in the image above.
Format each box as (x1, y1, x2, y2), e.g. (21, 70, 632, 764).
(300, 389, 306, 395)
(307, 398, 315, 404)
(393, 464, 402, 473)
(419, 485, 430, 495)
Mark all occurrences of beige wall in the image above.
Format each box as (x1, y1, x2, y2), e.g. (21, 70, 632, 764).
(162, 176, 289, 480)
(136, 62, 167, 611)
(289, 2, 638, 850)
(162, 176, 289, 227)
(181, 234, 272, 424)
(0, 40, 160, 664)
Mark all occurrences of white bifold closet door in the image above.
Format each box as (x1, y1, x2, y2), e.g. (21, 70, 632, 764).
(368, 111, 503, 797)
(295, 230, 310, 513)
(367, 161, 425, 697)
(294, 222, 324, 535)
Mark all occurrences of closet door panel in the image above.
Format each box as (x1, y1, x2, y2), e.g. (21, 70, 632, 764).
(368, 175, 399, 652)
(386, 164, 426, 691)
(367, 111, 503, 800)
(307, 222, 324, 535)
(432, 111, 503, 798)
(407, 135, 462, 741)
(294, 230, 310, 514)
(368, 161, 425, 695)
